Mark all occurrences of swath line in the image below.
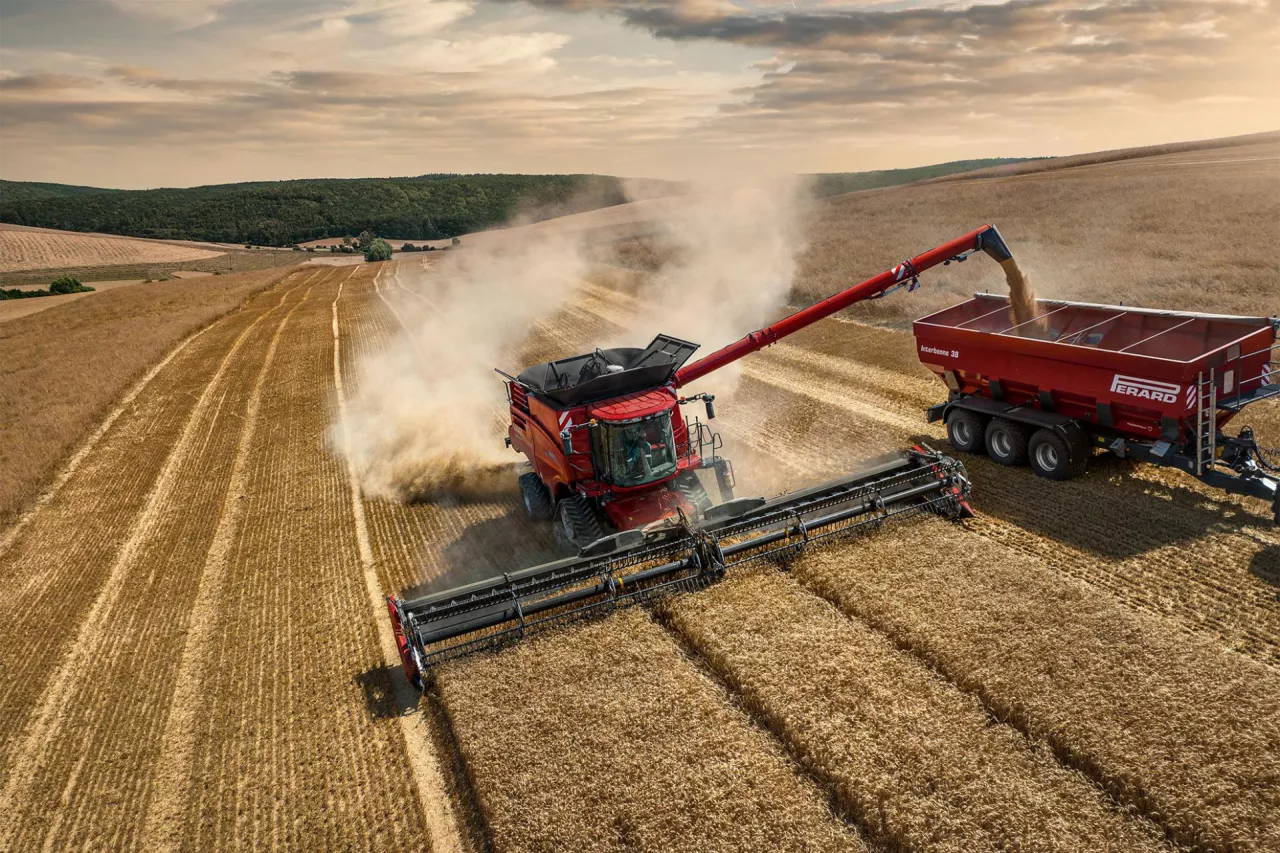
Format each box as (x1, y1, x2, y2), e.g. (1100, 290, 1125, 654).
(136, 277, 318, 852)
(0, 274, 308, 840)
(331, 266, 464, 853)
(0, 270, 302, 563)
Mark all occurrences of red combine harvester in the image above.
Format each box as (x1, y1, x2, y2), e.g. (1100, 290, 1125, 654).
(916, 295, 1280, 521)
(386, 225, 1012, 681)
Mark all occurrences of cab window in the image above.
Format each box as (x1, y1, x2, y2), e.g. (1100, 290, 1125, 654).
(597, 413, 678, 487)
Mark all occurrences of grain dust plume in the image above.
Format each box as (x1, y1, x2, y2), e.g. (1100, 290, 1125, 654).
(621, 177, 817, 394)
(336, 226, 590, 502)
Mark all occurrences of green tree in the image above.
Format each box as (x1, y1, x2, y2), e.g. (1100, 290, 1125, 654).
(357, 230, 375, 249)
(364, 237, 393, 262)
(49, 276, 87, 294)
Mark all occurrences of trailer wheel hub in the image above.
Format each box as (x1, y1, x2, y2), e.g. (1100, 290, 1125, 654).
(992, 431, 1012, 457)
(1035, 442, 1059, 470)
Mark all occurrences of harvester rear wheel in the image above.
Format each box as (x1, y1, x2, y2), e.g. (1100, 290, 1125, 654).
(985, 418, 1029, 466)
(553, 495, 608, 554)
(946, 409, 987, 454)
(519, 472, 554, 521)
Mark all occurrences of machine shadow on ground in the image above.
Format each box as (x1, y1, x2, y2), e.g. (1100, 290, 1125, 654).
(909, 434, 1274, 561)
(1249, 546, 1280, 591)
(353, 664, 401, 721)
(402, 509, 560, 601)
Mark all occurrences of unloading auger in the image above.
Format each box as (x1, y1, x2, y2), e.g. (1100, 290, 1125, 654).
(388, 226, 1018, 683)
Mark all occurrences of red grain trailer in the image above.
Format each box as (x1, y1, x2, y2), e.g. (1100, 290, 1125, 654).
(915, 294, 1280, 521)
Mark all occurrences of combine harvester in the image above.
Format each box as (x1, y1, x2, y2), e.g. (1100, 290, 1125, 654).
(916, 295, 1280, 521)
(386, 225, 1014, 682)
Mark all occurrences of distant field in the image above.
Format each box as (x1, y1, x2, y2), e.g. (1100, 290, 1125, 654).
(0, 265, 298, 527)
(0, 224, 221, 273)
(0, 226, 301, 286)
(794, 137, 1280, 326)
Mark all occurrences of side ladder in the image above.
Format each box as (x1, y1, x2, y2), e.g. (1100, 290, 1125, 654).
(1194, 369, 1217, 476)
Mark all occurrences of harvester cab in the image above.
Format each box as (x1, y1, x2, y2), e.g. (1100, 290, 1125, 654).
(387, 225, 1016, 684)
(504, 332, 735, 550)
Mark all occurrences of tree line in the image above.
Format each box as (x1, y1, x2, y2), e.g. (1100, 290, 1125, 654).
(0, 174, 649, 247)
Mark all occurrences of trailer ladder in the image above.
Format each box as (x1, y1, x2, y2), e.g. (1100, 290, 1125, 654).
(1194, 369, 1217, 476)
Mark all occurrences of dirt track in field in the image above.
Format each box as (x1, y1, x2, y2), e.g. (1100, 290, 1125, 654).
(3, 254, 1278, 852)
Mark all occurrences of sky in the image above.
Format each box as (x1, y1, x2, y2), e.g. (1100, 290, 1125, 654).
(1, 0, 1277, 188)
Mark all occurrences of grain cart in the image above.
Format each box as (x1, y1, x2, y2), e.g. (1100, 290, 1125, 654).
(916, 294, 1280, 521)
(386, 225, 1016, 681)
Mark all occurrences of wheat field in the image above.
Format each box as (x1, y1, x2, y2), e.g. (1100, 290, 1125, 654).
(2, 136, 1278, 852)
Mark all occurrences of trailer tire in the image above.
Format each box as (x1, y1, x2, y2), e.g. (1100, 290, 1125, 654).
(946, 409, 987, 454)
(1027, 429, 1076, 480)
(985, 418, 1029, 466)
(519, 472, 554, 521)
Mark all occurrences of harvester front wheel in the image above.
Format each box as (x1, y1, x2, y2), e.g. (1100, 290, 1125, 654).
(674, 472, 713, 517)
(519, 472, 553, 521)
(946, 409, 986, 454)
(553, 495, 607, 554)
(985, 418, 1029, 466)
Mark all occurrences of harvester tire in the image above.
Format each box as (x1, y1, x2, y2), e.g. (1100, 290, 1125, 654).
(553, 495, 608, 554)
(519, 473, 554, 521)
(985, 418, 1029, 466)
(946, 409, 986, 454)
(674, 472, 713, 517)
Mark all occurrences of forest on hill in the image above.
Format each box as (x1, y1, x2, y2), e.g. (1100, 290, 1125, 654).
(0, 174, 646, 246)
(0, 158, 1033, 246)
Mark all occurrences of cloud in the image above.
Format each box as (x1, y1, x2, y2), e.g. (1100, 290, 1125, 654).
(511, 0, 1280, 123)
(105, 0, 234, 27)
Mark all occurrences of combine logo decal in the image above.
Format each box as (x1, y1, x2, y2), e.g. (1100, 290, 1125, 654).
(1110, 374, 1180, 404)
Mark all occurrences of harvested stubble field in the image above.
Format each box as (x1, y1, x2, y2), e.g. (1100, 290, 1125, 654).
(2, 136, 1279, 852)
(0, 223, 222, 272)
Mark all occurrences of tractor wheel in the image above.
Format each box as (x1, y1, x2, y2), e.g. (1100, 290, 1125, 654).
(519, 472, 553, 521)
(553, 495, 608, 555)
(674, 472, 713, 517)
(985, 418, 1029, 466)
(1028, 429, 1088, 480)
(946, 409, 987, 454)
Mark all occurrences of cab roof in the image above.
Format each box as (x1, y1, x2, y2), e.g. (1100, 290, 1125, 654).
(589, 388, 676, 422)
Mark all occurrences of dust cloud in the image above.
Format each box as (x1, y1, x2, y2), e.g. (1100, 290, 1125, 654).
(336, 225, 591, 502)
(619, 177, 817, 393)
(336, 178, 817, 504)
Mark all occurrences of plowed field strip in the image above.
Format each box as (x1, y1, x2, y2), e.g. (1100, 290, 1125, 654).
(137, 275, 317, 852)
(794, 519, 1280, 852)
(333, 268, 465, 853)
(437, 608, 868, 853)
(658, 569, 1173, 853)
(11, 278, 316, 853)
(0, 324, 213, 562)
(183, 266, 427, 851)
(0, 271, 314, 795)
